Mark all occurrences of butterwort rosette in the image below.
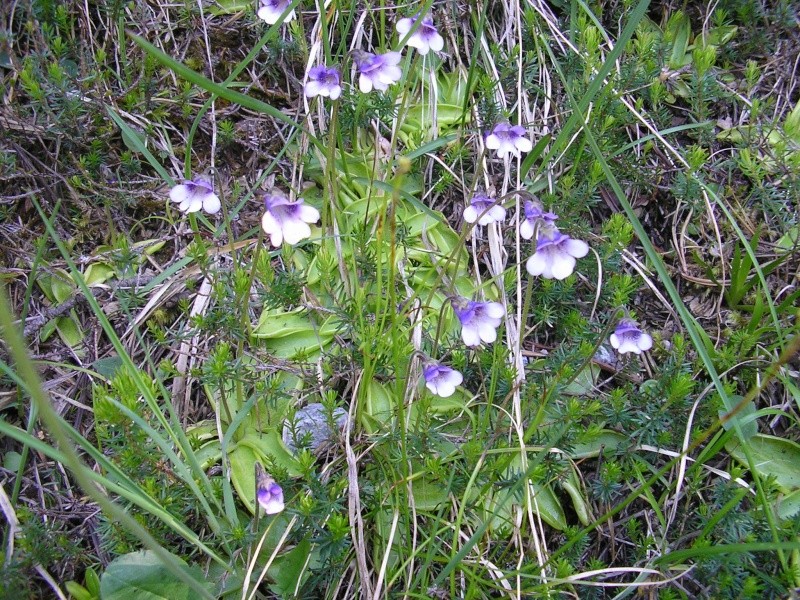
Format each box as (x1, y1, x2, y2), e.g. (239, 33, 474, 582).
(485, 122, 533, 158)
(451, 297, 505, 347)
(396, 14, 444, 55)
(519, 200, 558, 240)
(423, 362, 463, 398)
(261, 191, 320, 247)
(610, 319, 653, 355)
(354, 50, 402, 93)
(463, 193, 506, 226)
(255, 462, 285, 515)
(305, 65, 342, 100)
(257, 0, 295, 24)
(170, 177, 221, 215)
(525, 228, 589, 280)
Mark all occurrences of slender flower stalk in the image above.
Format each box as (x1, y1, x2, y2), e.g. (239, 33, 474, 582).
(396, 14, 444, 55)
(610, 319, 653, 355)
(170, 178, 221, 215)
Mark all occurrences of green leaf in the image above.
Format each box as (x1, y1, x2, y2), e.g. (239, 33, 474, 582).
(64, 582, 93, 600)
(56, 314, 84, 349)
(778, 489, 800, 521)
(268, 538, 313, 598)
(718, 395, 758, 440)
(92, 355, 124, 379)
(100, 550, 211, 600)
(568, 430, 627, 459)
(727, 434, 800, 492)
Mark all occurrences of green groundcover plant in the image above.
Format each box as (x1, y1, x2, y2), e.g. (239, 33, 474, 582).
(1, 0, 799, 598)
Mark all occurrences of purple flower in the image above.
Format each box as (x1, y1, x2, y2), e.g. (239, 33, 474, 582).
(255, 462, 285, 515)
(485, 123, 533, 158)
(257, 0, 295, 24)
(525, 229, 589, 280)
(423, 362, 463, 398)
(169, 178, 221, 214)
(261, 191, 320, 247)
(610, 319, 653, 355)
(305, 65, 341, 100)
(396, 14, 444, 56)
(451, 297, 505, 347)
(519, 201, 558, 240)
(463, 193, 506, 226)
(354, 51, 402, 93)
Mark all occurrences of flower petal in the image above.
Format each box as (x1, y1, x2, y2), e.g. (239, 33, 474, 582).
(305, 79, 323, 97)
(396, 18, 413, 34)
(359, 74, 373, 93)
(328, 86, 342, 100)
(170, 184, 189, 204)
(428, 33, 444, 52)
(516, 137, 533, 152)
(550, 253, 577, 280)
(485, 134, 501, 150)
(565, 238, 589, 258)
(485, 302, 505, 319)
(520, 220, 535, 240)
(282, 219, 312, 245)
(638, 333, 653, 352)
(526, 252, 546, 276)
(463, 206, 478, 223)
(203, 193, 221, 215)
(478, 322, 498, 343)
(461, 325, 481, 347)
(298, 204, 320, 224)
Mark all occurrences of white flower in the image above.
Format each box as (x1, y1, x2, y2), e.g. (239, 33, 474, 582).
(423, 362, 463, 398)
(525, 229, 589, 280)
(463, 193, 506, 226)
(396, 14, 444, 56)
(354, 51, 402, 93)
(257, 0, 295, 25)
(305, 65, 342, 100)
(519, 200, 558, 240)
(485, 122, 533, 158)
(610, 319, 653, 355)
(452, 297, 505, 347)
(261, 191, 320, 247)
(255, 462, 285, 515)
(169, 178, 221, 214)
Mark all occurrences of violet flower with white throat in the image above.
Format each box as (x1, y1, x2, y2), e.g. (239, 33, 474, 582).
(423, 362, 463, 398)
(463, 193, 506, 226)
(305, 65, 341, 100)
(255, 462, 284, 515)
(451, 297, 505, 347)
(354, 51, 402, 93)
(261, 191, 320, 247)
(170, 177, 221, 215)
(610, 319, 653, 355)
(519, 200, 558, 240)
(257, 0, 295, 25)
(396, 14, 444, 56)
(485, 123, 532, 158)
(525, 228, 589, 280)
